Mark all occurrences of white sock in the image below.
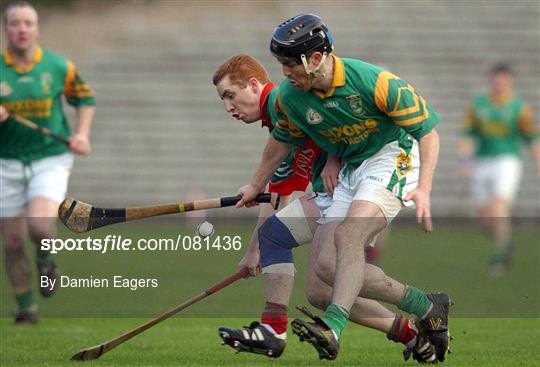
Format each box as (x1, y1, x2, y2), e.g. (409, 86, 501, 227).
(261, 323, 287, 340)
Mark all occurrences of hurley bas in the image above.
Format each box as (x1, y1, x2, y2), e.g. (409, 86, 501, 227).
(41, 275, 159, 291)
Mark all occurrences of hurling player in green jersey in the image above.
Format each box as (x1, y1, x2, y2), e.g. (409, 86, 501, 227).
(235, 14, 451, 362)
(213, 54, 437, 363)
(459, 63, 540, 277)
(0, 1, 95, 323)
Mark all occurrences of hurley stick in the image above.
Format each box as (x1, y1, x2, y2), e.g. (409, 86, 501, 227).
(59, 193, 278, 233)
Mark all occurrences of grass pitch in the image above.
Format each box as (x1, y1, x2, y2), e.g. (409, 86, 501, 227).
(1, 317, 539, 366)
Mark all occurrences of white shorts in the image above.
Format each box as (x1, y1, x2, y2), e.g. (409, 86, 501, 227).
(471, 155, 522, 208)
(323, 140, 420, 224)
(275, 192, 331, 246)
(0, 153, 74, 217)
(313, 192, 333, 217)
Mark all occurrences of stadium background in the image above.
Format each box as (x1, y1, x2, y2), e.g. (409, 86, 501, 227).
(21, 0, 539, 216)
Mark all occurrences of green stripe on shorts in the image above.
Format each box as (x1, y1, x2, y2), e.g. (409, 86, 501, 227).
(387, 170, 399, 193)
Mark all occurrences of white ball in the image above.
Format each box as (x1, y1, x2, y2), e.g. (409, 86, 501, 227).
(197, 221, 215, 238)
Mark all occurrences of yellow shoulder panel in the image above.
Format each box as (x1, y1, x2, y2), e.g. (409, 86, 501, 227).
(374, 70, 398, 113)
(63, 60, 76, 96)
(519, 105, 535, 135)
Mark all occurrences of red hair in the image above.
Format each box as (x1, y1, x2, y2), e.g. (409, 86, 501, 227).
(213, 54, 270, 87)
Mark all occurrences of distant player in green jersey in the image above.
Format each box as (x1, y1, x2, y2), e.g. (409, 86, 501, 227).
(214, 54, 437, 363)
(459, 63, 540, 277)
(235, 14, 451, 362)
(0, 1, 96, 323)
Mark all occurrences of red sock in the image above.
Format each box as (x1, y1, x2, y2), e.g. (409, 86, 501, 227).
(387, 315, 417, 345)
(261, 302, 288, 335)
(365, 246, 380, 264)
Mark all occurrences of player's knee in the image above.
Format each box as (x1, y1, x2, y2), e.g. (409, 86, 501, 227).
(29, 227, 54, 245)
(2, 231, 26, 250)
(28, 221, 55, 244)
(490, 198, 510, 217)
(3, 240, 26, 257)
(258, 214, 299, 268)
(305, 283, 330, 311)
(315, 257, 335, 284)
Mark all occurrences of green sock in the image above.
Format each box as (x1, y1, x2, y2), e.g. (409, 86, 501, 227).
(398, 286, 433, 319)
(37, 249, 53, 264)
(491, 243, 513, 263)
(15, 290, 37, 311)
(322, 304, 349, 339)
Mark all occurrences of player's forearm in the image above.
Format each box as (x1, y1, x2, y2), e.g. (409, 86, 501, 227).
(417, 129, 440, 192)
(250, 136, 292, 191)
(326, 153, 340, 167)
(75, 106, 95, 137)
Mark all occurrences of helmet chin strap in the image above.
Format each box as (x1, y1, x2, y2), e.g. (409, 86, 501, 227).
(301, 52, 328, 89)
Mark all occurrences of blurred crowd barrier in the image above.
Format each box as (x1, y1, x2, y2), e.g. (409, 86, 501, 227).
(33, 1, 539, 216)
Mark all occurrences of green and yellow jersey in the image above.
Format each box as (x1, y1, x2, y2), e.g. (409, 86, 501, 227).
(260, 84, 326, 195)
(0, 46, 95, 163)
(272, 56, 440, 168)
(464, 93, 537, 157)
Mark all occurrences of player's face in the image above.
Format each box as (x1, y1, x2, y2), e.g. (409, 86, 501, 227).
(4, 6, 39, 52)
(216, 76, 261, 124)
(490, 72, 513, 96)
(281, 62, 311, 91)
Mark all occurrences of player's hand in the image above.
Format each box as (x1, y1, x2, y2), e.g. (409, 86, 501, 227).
(0, 106, 9, 123)
(69, 133, 91, 156)
(404, 187, 433, 233)
(235, 184, 262, 208)
(239, 248, 260, 277)
(321, 154, 340, 197)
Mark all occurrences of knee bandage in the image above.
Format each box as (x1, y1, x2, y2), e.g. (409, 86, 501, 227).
(259, 215, 298, 270)
(275, 199, 314, 245)
(259, 200, 315, 276)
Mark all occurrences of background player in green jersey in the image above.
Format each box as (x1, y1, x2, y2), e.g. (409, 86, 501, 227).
(0, 1, 96, 323)
(459, 63, 540, 277)
(236, 14, 451, 362)
(214, 54, 437, 363)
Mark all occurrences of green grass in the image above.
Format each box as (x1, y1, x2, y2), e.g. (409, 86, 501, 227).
(1, 222, 539, 365)
(1, 318, 539, 366)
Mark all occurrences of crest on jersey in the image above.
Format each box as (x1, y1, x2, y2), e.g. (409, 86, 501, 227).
(306, 108, 323, 125)
(41, 73, 53, 94)
(346, 94, 365, 117)
(0, 81, 12, 97)
(395, 149, 413, 180)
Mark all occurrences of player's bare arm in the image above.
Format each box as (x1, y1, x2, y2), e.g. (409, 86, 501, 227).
(69, 105, 95, 156)
(320, 153, 340, 197)
(236, 136, 292, 207)
(404, 128, 440, 232)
